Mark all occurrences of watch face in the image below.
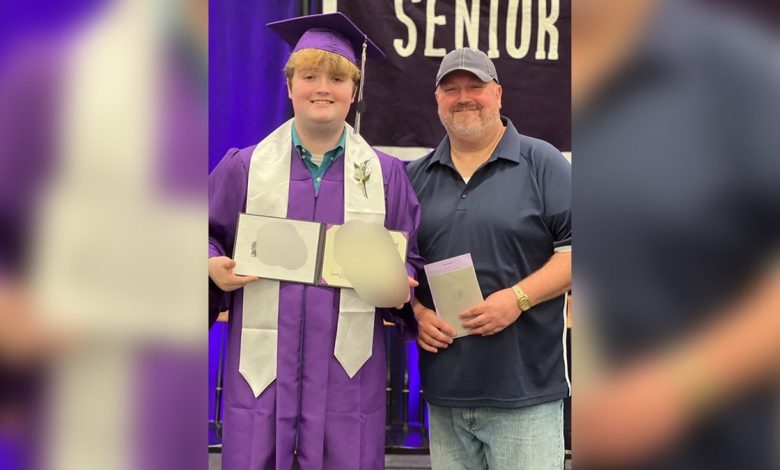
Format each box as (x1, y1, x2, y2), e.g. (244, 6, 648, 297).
(520, 298, 531, 310)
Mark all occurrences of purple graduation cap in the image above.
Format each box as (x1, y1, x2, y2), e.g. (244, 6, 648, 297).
(267, 12, 385, 133)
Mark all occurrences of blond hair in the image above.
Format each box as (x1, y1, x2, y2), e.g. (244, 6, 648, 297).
(285, 49, 360, 88)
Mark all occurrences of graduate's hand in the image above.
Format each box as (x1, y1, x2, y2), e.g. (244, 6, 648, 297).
(208, 256, 258, 292)
(413, 299, 456, 353)
(460, 288, 520, 336)
(394, 276, 419, 309)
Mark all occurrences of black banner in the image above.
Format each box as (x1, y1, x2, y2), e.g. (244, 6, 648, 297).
(330, 0, 571, 152)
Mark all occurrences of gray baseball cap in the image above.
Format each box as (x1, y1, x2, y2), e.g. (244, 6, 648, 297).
(435, 48, 499, 87)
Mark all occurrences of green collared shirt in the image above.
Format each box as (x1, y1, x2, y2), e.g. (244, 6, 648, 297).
(292, 124, 346, 193)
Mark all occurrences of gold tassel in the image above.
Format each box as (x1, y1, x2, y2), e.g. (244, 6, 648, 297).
(354, 37, 368, 134)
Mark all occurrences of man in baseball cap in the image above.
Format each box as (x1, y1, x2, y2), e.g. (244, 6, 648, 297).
(407, 47, 571, 469)
(434, 47, 499, 87)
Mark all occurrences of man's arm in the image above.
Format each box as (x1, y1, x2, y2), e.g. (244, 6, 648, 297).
(460, 251, 571, 336)
(516, 250, 572, 305)
(412, 298, 457, 353)
(414, 250, 571, 349)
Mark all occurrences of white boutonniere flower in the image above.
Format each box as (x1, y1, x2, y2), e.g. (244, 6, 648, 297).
(353, 160, 372, 198)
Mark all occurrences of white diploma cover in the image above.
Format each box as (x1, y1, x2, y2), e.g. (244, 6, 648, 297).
(424, 253, 484, 338)
(233, 213, 323, 284)
(233, 214, 409, 307)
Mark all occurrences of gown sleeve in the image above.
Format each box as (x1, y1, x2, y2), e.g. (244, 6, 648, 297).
(208, 148, 247, 326)
(377, 156, 424, 341)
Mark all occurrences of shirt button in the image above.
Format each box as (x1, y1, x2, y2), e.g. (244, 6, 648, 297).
(461, 194, 467, 199)
(316, 177, 321, 182)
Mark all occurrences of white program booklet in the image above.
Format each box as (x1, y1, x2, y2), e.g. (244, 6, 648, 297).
(423, 253, 484, 338)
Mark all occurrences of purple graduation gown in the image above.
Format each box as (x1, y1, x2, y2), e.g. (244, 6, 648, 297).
(209, 143, 423, 470)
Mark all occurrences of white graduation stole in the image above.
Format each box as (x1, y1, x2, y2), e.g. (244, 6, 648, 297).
(239, 119, 385, 397)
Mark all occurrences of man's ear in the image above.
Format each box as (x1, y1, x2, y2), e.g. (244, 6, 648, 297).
(287, 78, 293, 99)
(496, 84, 503, 110)
(351, 83, 358, 103)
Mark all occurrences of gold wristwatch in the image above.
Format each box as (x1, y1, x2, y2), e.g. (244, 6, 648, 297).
(511, 285, 532, 312)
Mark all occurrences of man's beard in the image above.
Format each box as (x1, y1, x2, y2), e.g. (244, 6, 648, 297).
(439, 105, 500, 139)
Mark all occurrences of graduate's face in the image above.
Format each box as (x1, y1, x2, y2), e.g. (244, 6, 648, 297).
(288, 67, 356, 128)
(435, 71, 503, 139)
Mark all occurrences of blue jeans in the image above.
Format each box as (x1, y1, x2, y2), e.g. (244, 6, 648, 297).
(428, 400, 564, 470)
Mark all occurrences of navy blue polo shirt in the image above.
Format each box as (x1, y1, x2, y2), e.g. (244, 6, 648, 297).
(406, 117, 571, 408)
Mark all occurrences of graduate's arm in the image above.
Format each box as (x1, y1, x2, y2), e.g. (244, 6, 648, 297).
(208, 149, 256, 324)
(377, 157, 423, 341)
(392, 276, 419, 309)
(208, 257, 257, 292)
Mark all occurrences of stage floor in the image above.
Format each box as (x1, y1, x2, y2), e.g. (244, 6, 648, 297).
(208, 453, 572, 469)
(208, 453, 433, 469)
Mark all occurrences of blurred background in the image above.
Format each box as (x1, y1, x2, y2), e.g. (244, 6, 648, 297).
(0, 0, 207, 469)
(572, 0, 780, 469)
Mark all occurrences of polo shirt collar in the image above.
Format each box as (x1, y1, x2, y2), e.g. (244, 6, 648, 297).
(291, 123, 347, 159)
(426, 116, 522, 171)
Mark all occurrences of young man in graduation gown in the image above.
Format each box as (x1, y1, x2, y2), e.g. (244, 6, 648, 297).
(208, 12, 422, 470)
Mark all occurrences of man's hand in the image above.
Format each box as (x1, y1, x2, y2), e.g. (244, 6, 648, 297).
(208, 256, 258, 292)
(413, 299, 456, 353)
(394, 276, 420, 309)
(460, 288, 520, 336)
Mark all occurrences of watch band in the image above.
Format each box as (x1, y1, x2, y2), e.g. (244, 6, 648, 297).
(511, 285, 532, 312)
